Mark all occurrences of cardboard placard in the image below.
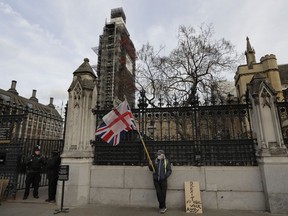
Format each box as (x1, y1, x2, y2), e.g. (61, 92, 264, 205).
(184, 181, 203, 214)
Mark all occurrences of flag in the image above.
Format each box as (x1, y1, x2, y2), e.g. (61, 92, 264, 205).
(95, 100, 137, 146)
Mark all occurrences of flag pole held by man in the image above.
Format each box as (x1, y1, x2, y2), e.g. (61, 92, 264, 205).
(95, 99, 155, 171)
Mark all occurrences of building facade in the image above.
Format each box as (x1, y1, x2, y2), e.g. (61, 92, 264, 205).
(96, 7, 136, 109)
(62, 53, 288, 214)
(0, 80, 63, 140)
(235, 37, 287, 102)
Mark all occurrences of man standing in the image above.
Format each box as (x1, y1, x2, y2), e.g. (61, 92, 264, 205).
(46, 150, 61, 203)
(149, 149, 172, 214)
(23, 146, 45, 200)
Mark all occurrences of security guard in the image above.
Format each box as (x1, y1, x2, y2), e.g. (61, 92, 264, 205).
(23, 146, 45, 200)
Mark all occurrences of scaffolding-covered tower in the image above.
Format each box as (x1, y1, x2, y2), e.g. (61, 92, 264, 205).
(96, 7, 136, 109)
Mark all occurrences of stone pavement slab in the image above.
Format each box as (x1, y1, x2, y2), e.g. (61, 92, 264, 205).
(1, 201, 284, 216)
(0, 187, 284, 216)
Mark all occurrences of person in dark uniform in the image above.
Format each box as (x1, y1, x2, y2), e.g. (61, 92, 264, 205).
(23, 146, 45, 200)
(46, 150, 61, 203)
(148, 149, 172, 214)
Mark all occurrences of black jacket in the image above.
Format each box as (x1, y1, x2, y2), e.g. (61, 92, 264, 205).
(149, 158, 172, 181)
(26, 154, 45, 173)
(46, 155, 61, 180)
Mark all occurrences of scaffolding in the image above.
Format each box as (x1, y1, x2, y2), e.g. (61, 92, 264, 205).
(96, 8, 136, 109)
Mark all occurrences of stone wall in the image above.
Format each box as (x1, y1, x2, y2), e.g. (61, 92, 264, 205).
(89, 166, 265, 211)
(61, 57, 288, 213)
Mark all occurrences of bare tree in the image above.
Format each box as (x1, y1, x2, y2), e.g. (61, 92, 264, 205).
(136, 24, 240, 107)
(135, 43, 168, 107)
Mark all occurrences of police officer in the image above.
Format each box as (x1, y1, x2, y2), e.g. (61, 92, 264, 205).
(23, 146, 45, 200)
(45, 150, 61, 202)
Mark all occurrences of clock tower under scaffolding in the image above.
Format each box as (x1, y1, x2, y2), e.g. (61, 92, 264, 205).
(95, 8, 136, 109)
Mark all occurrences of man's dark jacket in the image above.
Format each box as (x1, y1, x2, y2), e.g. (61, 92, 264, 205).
(149, 158, 172, 181)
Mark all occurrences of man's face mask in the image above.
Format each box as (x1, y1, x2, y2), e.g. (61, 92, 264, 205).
(157, 154, 164, 160)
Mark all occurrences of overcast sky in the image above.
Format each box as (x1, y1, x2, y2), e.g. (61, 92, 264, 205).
(1, 0, 287, 111)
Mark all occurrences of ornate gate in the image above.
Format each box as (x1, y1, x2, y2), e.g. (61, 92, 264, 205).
(92, 92, 257, 166)
(276, 101, 288, 147)
(0, 102, 64, 199)
(0, 104, 27, 198)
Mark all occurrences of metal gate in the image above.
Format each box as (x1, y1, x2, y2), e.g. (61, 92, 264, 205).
(92, 92, 257, 166)
(276, 101, 288, 147)
(0, 105, 26, 198)
(0, 102, 64, 199)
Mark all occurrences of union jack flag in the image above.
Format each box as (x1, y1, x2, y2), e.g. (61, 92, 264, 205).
(95, 100, 137, 146)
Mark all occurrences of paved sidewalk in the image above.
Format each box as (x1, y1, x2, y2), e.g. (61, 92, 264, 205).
(0, 187, 284, 216)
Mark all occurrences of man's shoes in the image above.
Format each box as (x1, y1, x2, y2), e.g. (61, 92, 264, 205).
(33, 195, 39, 199)
(45, 199, 50, 202)
(23, 196, 28, 200)
(160, 208, 167, 214)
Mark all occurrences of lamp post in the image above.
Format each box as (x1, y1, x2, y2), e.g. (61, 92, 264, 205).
(147, 120, 155, 137)
(138, 89, 148, 135)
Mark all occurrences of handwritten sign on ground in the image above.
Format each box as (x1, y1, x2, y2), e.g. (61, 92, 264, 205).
(184, 181, 203, 214)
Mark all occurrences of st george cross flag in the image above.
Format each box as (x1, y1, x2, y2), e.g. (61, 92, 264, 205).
(95, 100, 137, 146)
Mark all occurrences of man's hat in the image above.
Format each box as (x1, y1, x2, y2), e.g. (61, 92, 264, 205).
(157, 149, 165, 155)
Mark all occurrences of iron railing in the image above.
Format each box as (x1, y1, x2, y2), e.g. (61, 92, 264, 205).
(93, 92, 257, 166)
(93, 139, 257, 166)
(277, 102, 288, 148)
(0, 138, 64, 198)
(17, 138, 64, 190)
(0, 101, 64, 198)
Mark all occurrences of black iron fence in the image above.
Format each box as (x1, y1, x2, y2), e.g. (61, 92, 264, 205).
(0, 101, 64, 199)
(0, 138, 64, 198)
(276, 101, 288, 148)
(93, 93, 257, 166)
(93, 139, 257, 166)
(0, 144, 22, 198)
(17, 138, 64, 190)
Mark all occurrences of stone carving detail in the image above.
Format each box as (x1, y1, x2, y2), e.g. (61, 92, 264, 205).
(73, 82, 82, 108)
(253, 94, 259, 105)
(74, 102, 80, 108)
(269, 148, 287, 156)
(261, 88, 271, 108)
(268, 141, 279, 148)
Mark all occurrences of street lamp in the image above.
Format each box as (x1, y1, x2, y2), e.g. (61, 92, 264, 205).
(147, 120, 155, 137)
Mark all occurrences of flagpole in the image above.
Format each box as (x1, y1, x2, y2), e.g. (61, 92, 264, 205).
(136, 129, 155, 172)
(123, 97, 155, 172)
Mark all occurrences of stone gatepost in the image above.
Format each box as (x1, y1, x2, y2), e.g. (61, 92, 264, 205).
(58, 58, 97, 206)
(248, 74, 288, 214)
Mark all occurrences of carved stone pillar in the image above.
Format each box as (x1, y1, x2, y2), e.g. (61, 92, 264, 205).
(58, 58, 97, 206)
(248, 74, 288, 213)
